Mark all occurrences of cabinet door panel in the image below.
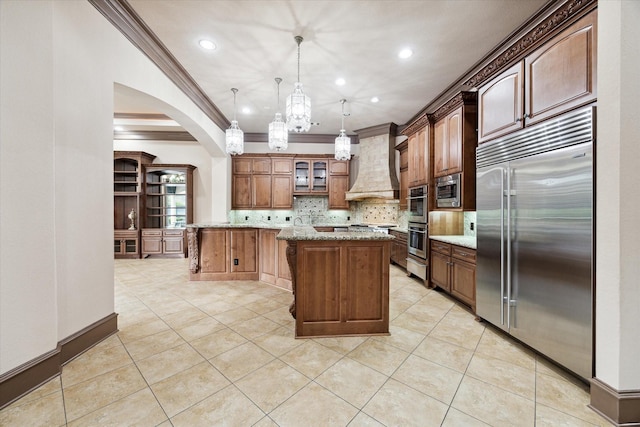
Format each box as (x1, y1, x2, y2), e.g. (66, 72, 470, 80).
(430, 252, 451, 291)
(328, 175, 350, 209)
(525, 10, 597, 125)
(259, 229, 277, 279)
(433, 119, 447, 178)
(232, 175, 252, 209)
(200, 229, 228, 273)
(163, 237, 184, 254)
(272, 158, 293, 174)
(299, 246, 341, 322)
(329, 159, 349, 175)
(252, 175, 272, 208)
(346, 245, 386, 321)
(478, 62, 524, 143)
(142, 236, 163, 255)
(252, 158, 271, 174)
(451, 259, 476, 308)
(230, 229, 257, 273)
(232, 158, 252, 174)
(277, 239, 292, 281)
(272, 175, 293, 209)
(447, 108, 462, 174)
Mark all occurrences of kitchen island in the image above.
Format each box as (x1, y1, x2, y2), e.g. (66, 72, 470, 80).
(277, 227, 394, 338)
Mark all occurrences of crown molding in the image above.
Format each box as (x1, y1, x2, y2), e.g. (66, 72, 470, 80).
(244, 133, 359, 144)
(114, 130, 196, 141)
(354, 123, 398, 139)
(401, 114, 430, 136)
(430, 92, 477, 122)
(114, 112, 171, 120)
(89, 0, 230, 130)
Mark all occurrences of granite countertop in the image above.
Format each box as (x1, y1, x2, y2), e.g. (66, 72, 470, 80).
(186, 223, 352, 229)
(429, 235, 477, 249)
(277, 227, 395, 241)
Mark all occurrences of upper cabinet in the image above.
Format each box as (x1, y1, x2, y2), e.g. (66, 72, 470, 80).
(478, 9, 597, 143)
(328, 159, 350, 210)
(401, 114, 430, 189)
(395, 140, 409, 210)
(431, 92, 478, 210)
(294, 159, 328, 194)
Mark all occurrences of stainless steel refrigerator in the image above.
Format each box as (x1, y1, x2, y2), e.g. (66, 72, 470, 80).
(476, 106, 594, 380)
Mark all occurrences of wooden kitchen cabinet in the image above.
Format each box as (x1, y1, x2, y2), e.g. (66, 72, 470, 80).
(389, 229, 407, 270)
(141, 229, 186, 257)
(395, 140, 409, 210)
(408, 125, 429, 187)
(430, 240, 476, 311)
(232, 156, 293, 209)
(328, 159, 350, 209)
(294, 159, 328, 194)
(478, 10, 597, 143)
(433, 93, 476, 179)
(191, 228, 258, 280)
(259, 228, 292, 291)
(114, 230, 139, 258)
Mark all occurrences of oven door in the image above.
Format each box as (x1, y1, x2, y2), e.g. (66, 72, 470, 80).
(408, 222, 428, 259)
(408, 185, 428, 222)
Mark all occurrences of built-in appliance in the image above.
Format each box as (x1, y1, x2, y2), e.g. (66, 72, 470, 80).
(407, 222, 428, 259)
(435, 173, 461, 208)
(408, 185, 428, 222)
(476, 106, 594, 380)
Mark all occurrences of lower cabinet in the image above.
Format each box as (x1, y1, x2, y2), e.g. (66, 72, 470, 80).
(389, 229, 407, 269)
(190, 228, 259, 280)
(430, 240, 477, 311)
(259, 228, 292, 291)
(114, 230, 139, 259)
(141, 229, 186, 257)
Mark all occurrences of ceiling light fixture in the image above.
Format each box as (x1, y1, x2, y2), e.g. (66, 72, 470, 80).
(225, 88, 244, 156)
(199, 39, 216, 50)
(268, 77, 288, 151)
(370, 96, 380, 103)
(286, 35, 311, 133)
(398, 48, 413, 59)
(335, 77, 346, 86)
(334, 99, 351, 161)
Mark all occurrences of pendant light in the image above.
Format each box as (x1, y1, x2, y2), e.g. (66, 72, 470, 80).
(225, 88, 244, 156)
(286, 35, 311, 133)
(334, 99, 351, 161)
(268, 77, 288, 151)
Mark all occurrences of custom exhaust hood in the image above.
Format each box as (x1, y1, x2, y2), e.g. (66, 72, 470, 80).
(346, 123, 399, 201)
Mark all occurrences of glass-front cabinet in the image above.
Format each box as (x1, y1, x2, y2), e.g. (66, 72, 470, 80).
(142, 164, 195, 257)
(294, 159, 328, 193)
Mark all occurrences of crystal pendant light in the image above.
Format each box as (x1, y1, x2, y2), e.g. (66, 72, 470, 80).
(225, 88, 244, 156)
(334, 99, 351, 161)
(286, 35, 311, 133)
(268, 78, 288, 151)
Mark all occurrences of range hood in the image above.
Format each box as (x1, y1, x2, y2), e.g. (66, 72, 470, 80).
(346, 123, 399, 201)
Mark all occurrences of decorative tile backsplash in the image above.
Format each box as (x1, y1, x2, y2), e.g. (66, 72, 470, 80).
(352, 200, 400, 225)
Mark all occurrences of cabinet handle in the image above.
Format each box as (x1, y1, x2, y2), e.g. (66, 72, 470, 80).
(515, 117, 522, 123)
(523, 113, 530, 119)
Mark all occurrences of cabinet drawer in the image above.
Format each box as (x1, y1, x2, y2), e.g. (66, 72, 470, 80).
(163, 229, 184, 237)
(430, 240, 451, 255)
(452, 246, 476, 264)
(142, 229, 163, 236)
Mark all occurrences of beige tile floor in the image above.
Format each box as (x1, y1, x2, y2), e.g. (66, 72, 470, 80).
(1, 258, 611, 426)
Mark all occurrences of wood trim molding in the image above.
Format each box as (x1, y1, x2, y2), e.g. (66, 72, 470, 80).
(395, 140, 408, 151)
(590, 378, 640, 426)
(114, 112, 171, 120)
(401, 114, 429, 137)
(430, 92, 478, 122)
(114, 130, 197, 141)
(464, 0, 598, 89)
(89, 0, 229, 130)
(0, 313, 118, 410)
(354, 123, 398, 140)
(245, 133, 360, 145)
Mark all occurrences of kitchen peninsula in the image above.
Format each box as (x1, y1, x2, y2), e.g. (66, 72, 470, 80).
(277, 227, 393, 338)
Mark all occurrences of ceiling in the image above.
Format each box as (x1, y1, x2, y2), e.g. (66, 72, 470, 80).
(113, 0, 549, 137)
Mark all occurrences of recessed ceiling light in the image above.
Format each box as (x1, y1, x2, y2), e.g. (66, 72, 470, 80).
(114, 126, 124, 131)
(370, 97, 379, 103)
(199, 39, 216, 50)
(335, 78, 346, 86)
(241, 107, 251, 114)
(398, 48, 413, 59)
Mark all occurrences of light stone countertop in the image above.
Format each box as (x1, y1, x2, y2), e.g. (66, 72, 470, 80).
(429, 235, 477, 249)
(186, 223, 351, 230)
(277, 227, 395, 241)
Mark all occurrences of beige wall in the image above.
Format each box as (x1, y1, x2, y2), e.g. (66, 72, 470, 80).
(0, 1, 223, 373)
(595, 0, 640, 391)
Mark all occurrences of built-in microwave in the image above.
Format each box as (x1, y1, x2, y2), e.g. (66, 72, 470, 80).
(407, 185, 428, 223)
(436, 173, 461, 208)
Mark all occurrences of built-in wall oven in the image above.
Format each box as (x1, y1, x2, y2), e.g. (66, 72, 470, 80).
(408, 185, 428, 223)
(436, 173, 461, 208)
(408, 222, 428, 259)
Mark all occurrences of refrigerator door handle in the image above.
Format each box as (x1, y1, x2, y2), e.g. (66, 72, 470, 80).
(506, 166, 512, 330)
(500, 168, 506, 326)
